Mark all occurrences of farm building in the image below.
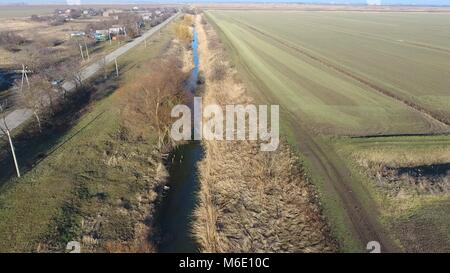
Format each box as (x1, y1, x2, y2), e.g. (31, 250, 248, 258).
(109, 25, 125, 35)
(103, 9, 122, 17)
(70, 31, 85, 38)
(142, 14, 153, 21)
(94, 32, 108, 41)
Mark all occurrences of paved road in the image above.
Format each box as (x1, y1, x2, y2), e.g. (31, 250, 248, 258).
(1, 12, 180, 134)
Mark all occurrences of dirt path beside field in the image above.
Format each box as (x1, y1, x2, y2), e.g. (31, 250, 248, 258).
(287, 117, 400, 252)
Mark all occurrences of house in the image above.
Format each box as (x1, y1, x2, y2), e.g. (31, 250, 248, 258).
(70, 31, 85, 38)
(142, 13, 153, 21)
(103, 9, 122, 17)
(109, 25, 125, 35)
(94, 30, 110, 41)
(95, 29, 109, 35)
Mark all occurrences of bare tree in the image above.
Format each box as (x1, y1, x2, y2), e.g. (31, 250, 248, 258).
(0, 100, 21, 178)
(99, 54, 108, 80)
(15, 75, 52, 132)
(118, 13, 142, 39)
(120, 57, 187, 151)
(59, 58, 83, 89)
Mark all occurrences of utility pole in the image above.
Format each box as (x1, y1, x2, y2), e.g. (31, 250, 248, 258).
(0, 103, 20, 178)
(84, 40, 90, 60)
(24, 65, 29, 88)
(79, 44, 85, 61)
(109, 31, 112, 45)
(20, 64, 30, 92)
(20, 64, 25, 92)
(6, 129, 20, 178)
(115, 58, 119, 77)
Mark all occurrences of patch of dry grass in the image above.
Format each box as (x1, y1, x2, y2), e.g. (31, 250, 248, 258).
(336, 136, 450, 197)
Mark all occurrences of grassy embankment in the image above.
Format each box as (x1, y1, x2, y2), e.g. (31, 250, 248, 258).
(204, 10, 361, 252)
(194, 14, 337, 253)
(205, 10, 450, 252)
(0, 20, 184, 252)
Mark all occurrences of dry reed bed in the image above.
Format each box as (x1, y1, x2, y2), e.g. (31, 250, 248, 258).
(193, 15, 337, 252)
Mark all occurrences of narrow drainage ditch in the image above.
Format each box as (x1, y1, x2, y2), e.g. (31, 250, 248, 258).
(156, 26, 203, 253)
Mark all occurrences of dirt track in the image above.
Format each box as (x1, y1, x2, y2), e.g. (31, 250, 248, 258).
(286, 116, 400, 252)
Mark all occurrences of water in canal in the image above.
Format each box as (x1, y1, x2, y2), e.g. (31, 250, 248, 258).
(157, 27, 203, 253)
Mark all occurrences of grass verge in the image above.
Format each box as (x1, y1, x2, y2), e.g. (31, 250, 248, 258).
(0, 22, 178, 252)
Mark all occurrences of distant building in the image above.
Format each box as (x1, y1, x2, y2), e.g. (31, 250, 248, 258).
(103, 9, 122, 17)
(109, 25, 125, 35)
(70, 31, 85, 38)
(142, 14, 153, 21)
(94, 31, 108, 41)
(95, 29, 109, 35)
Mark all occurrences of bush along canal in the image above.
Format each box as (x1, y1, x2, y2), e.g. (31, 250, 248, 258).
(156, 27, 203, 253)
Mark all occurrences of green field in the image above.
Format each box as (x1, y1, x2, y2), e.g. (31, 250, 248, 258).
(0, 6, 57, 18)
(207, 10, 450, 252)
(206, 10, 450, 135)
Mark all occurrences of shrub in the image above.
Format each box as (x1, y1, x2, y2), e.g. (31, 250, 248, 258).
(0, 31, 27, 51)
(209, 60, 227, 82)
(175, 23, 192, 45)
(119, 56, 187, 151)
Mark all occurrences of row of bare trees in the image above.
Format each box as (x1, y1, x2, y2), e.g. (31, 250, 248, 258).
(0, 36, 87, 178)
(0, 10, 178, 178)
(175, 15, 193, 47)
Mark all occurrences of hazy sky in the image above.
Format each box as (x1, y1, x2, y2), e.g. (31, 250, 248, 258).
(1, 0, 449, 6)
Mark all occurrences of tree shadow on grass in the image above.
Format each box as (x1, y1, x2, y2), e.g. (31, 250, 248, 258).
(0, 71, 120, 189)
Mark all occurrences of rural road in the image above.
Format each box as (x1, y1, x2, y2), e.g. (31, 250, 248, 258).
(287, 116, 399, 253)
(1, 12, 180, 134)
